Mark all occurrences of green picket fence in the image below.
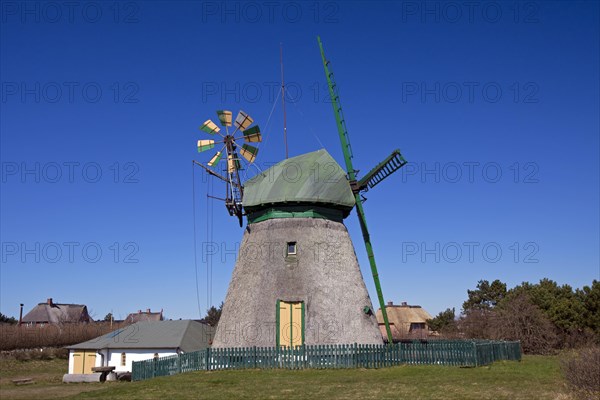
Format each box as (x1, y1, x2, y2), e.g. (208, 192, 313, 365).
(132, 340, 521, 381)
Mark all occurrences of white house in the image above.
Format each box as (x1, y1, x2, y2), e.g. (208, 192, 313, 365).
(66, 320, 214, 375)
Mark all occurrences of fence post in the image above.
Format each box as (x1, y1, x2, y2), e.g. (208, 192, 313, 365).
(205, 347, 210, 371)
(303, 345, 307, 369)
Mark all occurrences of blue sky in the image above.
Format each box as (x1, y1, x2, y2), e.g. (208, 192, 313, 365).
(1, 1, 598, 321)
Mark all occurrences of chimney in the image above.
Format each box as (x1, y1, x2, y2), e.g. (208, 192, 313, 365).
(146, 308, 151, 313)
(387, 301, 393, 307)
(138, 309, 142, 313)
(47, 298, 53, 306)
(401, 301, 408, 307)
(19, 303, 24, 326)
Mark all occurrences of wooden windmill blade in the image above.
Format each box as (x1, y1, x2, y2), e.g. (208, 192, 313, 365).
(200, 120, 221, 135)
(234, 110, 253, 131)
(242, 125, 262, 142)
(197, 139, 216, 153)
(354, 150, 407, 193)
(208, 150, 223, 167)
(240, 144, 259, 163)
(217, 110, 232, 127)
(318, 36, 409, 345)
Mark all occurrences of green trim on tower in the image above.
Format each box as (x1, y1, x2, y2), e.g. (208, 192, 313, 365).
(289, 301, 293, 348)
(247, 206, 345, 224)
(301, 302, 305, 345)
(275, 300, 280, 348)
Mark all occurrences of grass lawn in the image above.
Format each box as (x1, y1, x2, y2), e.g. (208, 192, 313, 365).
(0, 357, 104, 399)
(0, 356, 574, 400)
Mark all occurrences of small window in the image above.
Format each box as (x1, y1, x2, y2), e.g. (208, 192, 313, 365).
(121, 352, 126, 366)
(286, 242, 297, 256)
(409, 323, 426, 332)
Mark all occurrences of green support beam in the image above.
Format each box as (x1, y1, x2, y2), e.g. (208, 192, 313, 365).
(317, 36, 394, 345)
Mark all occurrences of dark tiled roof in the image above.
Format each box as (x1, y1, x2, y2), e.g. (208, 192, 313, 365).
(67, 320, 215, 351)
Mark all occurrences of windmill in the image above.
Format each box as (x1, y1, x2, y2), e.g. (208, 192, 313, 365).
(194, 110, 261, 227)
(197, 39, 407, 348)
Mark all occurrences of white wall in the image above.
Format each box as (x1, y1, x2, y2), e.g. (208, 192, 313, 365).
(68, 348, 177, 374)
(107, 349, 177, 372)
(68, 350, 75, 374)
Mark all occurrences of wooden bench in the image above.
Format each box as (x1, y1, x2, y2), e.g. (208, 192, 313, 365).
(92, 366, 116, 382)
(11, 378, 34, 386)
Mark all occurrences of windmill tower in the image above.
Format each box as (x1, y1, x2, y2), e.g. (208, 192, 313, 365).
(195, 38, 407, 348)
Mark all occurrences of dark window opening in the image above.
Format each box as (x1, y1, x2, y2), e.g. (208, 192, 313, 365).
(286, 242, 297, 256)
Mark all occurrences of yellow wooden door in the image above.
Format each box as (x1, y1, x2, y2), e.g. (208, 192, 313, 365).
(83, 352, 96, 374)
(290, 303, 303, 347)
(277, 301, 304, 348)
(72, 351, 84, 374)
(72, 351, 96, 374)
(279, 301, 291, 347)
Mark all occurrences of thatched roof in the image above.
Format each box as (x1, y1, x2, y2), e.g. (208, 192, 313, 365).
(22, 299, 91, 324)
(125, 309, 163, 323)
(378, 323, 403, 343)
(376, 303, 433, 337)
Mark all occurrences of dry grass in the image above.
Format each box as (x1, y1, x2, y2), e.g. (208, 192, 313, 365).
(0, 357, 105, 399)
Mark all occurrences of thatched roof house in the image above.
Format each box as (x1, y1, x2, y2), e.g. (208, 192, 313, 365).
(22, 298, 92, 325)
(376, 301, 433, 341)
(125, 309, 163, 323)
(377, 322, 403, 343)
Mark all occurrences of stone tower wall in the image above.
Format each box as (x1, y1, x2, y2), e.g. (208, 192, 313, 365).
(212, 217, 383, 347)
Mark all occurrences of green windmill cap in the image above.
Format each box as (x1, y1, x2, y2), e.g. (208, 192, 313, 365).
(243, 149, 355, 217)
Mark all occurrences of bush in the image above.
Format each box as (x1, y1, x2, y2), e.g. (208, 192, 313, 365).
(492, 293, 559, 354)
(53, 347, 69, 359)
(560, 346, 600, 400)
(39, 348, 55, 360)
(3, 347, 71, 361)
(0, 321, 130, 350)
(13, 350, 31, 361)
